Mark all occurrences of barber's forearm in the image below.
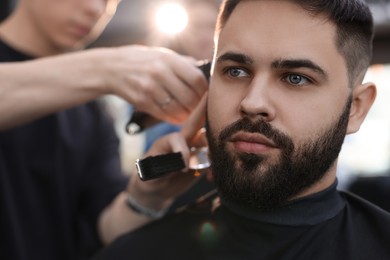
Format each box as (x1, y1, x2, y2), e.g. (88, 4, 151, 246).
(0, 49, 109, 130)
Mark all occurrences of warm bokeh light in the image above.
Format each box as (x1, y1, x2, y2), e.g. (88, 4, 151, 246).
(154, 2, 188, 35)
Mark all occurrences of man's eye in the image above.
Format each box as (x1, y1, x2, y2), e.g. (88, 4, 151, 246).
(227, 67, 249, 78)
(285, 74, 310, 86)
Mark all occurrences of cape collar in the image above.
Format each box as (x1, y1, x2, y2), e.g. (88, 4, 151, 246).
(220, 181, 346, 226)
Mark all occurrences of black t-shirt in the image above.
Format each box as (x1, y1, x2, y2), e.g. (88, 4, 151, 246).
(93, 183, 390, 260)
(0, 40, 128, 260)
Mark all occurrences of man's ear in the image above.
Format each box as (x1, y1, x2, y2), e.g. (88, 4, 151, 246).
(347, 82, 376, 134)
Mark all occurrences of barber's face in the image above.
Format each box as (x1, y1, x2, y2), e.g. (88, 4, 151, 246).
(206, 1, 352, 209)
(23, 0, 120, 52)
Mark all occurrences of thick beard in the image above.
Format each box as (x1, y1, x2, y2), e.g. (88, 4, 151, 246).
(206, 97, 352, 211)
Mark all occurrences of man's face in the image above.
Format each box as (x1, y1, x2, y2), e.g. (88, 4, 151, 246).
(23, 0, 120, 52)
(207, 1, 352, 209)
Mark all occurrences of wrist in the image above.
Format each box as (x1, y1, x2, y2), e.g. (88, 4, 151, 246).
(87, 48, 114, 95)
(127, 177, 173, 211)
(125, 192, 169, 219)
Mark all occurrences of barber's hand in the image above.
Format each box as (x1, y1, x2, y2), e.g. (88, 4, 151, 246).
(104, 45, 209, 125)
(126, 93, 209, 211)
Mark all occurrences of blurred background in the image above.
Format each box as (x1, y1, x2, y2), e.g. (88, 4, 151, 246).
(1, 0, 390, 185)
(2, 0, 389, 62)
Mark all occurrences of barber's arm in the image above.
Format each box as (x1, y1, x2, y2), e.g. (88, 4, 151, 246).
(98, 94, 208, 245)
(0, 45, 208, 131)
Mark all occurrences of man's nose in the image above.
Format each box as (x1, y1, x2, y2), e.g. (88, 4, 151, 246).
(239, 77, 276, 122)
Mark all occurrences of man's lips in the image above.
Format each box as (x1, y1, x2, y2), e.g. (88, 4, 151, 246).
(69, 23, 93, 37)
(228, 132, 278, 154)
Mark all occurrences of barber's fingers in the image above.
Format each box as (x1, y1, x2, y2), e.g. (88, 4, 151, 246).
(191, 127, 208, 148)
(115, 46, 208, 124)
(146, 93, 207, 161)
(127, 65, 199, 124)
(166, 55, 209, 99)
(143, 49, 208, 119)
(180, 93, 208, 144)
(151, 56, 208, 123)
(143, 132, 183, 157)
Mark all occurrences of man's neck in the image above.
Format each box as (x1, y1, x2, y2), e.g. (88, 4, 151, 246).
(290, 162, 338, 201)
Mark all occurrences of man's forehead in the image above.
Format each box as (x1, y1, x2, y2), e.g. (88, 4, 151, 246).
(222, 0, 332, 34)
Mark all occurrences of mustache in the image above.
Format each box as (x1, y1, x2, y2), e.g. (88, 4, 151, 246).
(218, 117, 293, 149)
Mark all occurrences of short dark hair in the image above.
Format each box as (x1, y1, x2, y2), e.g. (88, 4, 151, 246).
(215, 0, 374, 85)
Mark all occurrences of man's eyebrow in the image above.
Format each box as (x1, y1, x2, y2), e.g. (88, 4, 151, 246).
(271, 59, 328, 80)
(216, 52, 254, 65)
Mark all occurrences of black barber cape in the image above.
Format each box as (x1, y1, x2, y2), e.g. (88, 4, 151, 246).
(0, 40, 128, 260)
(93, 182, 390, 260)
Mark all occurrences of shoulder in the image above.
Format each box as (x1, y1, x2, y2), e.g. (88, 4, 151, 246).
(340, 190, 390, 218)
(347, 175, 390, 212)
(339, 190, 390, 239)
(324, 191, 390, 258)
